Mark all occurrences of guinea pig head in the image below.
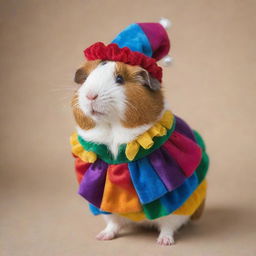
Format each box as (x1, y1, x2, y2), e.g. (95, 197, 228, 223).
(72, 60, 164, 129)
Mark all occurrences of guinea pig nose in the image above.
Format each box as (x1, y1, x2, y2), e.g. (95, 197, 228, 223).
(86, 92, 98, 101)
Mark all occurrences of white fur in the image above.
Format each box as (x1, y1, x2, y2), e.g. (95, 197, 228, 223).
(78, 61, 126, 122)
(77, 124, 152, 157)
(96, 214, 190, 245)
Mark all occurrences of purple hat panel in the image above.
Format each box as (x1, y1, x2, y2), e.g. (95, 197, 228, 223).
(138, 22, 170, 61)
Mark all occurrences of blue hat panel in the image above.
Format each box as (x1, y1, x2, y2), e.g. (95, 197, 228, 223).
(111, 24, 153, 57)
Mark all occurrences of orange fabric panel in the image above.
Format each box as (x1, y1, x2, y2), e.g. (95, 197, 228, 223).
(100, 167, 142, 213)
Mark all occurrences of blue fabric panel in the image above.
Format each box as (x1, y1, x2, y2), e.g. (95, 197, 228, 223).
(160, 173, 199, 213)
(142, 173, 199, 219)
(128, 157, 168, 204)
(88, 204, 111, 216)
(111, 24, 152, 57)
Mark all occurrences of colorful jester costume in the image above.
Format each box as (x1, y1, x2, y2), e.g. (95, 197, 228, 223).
(70, 21, 209, 221)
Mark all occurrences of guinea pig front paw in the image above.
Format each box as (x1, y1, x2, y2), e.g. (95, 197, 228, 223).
(96, 230, 117, 241)
(157, 234, 175, 246)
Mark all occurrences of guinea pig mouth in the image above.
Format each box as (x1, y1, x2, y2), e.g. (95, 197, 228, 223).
(91, 109, 104, 116)
(90, 105, 105, 116)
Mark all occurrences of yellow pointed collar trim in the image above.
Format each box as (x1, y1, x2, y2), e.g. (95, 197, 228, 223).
(125, 111, 174, 160)
(70, 110, 174, 163)
(70, 134, 97, 163)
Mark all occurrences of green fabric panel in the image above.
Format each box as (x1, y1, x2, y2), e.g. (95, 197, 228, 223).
(193, 130, 209, 183)
(195, 152, 209, 183)
(77, 118, 176, 164)
(193, 130, 206, 151)
(142, 198, 169, 220)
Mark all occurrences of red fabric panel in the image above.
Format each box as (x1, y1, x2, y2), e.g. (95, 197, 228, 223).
(108, 163, 135, 192)
(163, 131, 202, 177)
(74, 157, 91, 184)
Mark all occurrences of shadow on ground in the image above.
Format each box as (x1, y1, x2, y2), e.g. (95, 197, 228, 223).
(113, 206, 251, 243)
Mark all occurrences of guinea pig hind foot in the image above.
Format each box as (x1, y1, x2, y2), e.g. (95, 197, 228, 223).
(156, 214, 190, 246)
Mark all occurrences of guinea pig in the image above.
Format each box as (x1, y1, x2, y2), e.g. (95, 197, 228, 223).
(70, 60, 207, 246)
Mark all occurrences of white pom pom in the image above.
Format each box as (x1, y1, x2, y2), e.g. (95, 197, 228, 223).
(159, 18, 172, 29)
(162, 55, 173, 67)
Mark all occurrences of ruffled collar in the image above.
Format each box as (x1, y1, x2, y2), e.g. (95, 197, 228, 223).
(70, 111, 175, 164)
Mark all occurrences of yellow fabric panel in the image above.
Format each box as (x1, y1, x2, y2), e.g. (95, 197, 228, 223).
(125, 141, 140, 161)
(119, 211, 146, 222)
(151, 123, 167, 136)
(72, 143, 84, 154)
(159, 110, 174, 129)
(173, 180, 207, 215)
(136, 131, 154, 149)
(79, 151, 97, 163)
(70, 133, 97, 163)
(100, 171, 142, 213)
(119, 180, 207, 221)
(148, 125, 161, 137)
(70, 132, 78, 145)
(123, 111, 174, 160)
(148, 123, 166, 137)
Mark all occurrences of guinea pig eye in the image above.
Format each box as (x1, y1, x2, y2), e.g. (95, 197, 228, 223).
(115, 74, 124, 85)
(101, 60, 107, 65)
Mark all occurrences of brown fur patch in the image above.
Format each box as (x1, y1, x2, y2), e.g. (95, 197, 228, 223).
(115, 62, 164, 128)
(71, 60, 102, 130)
(191, 199, 205, 220)
(74, 60, 101, 84)
(71, 93, 96, 130)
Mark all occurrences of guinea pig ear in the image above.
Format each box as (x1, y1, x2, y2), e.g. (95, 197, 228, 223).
(137, 69, 161, 91)
(74, 67, 87, 84)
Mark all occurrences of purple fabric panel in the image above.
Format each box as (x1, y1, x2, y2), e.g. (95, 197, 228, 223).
(137, 23, 170, 61)
(174, 115, 196, 142)
(148, 147, 187, 192)
(78, 159, 108, 208)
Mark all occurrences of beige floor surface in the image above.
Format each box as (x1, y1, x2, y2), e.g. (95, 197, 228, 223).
(1, 0, 256, 255)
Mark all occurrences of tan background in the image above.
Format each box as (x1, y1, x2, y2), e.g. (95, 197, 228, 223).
(1, 0, 256, 255)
